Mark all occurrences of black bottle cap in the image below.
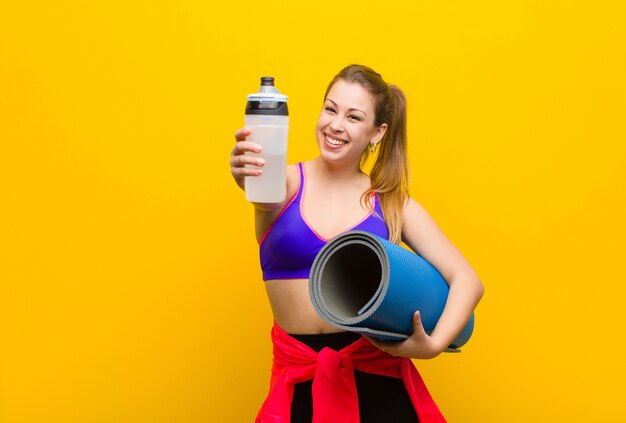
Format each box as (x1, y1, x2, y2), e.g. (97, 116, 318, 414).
(261, 77, 275, 86)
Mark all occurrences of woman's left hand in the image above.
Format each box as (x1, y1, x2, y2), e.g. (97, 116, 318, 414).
(366, 311, 445, 359)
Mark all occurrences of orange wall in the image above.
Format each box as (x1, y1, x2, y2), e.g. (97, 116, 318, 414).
(1, 1, 625, 421)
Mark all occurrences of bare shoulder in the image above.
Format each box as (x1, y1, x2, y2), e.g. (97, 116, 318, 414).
(402, 196, 426, 217)
(402, 197, 476, 283)
(285, 163, 300, 199)
(401, 197, 442, 255)
(401, 197, 435, 229)
(253, 163, 300, 242)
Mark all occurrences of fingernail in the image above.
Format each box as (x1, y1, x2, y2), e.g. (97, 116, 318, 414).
(258, 159, 265, 166)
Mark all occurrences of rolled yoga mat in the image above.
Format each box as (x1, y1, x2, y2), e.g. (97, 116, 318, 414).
(309, 230, 474, 350)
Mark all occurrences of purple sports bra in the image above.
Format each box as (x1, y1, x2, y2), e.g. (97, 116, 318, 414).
(259, 162, 389, 280)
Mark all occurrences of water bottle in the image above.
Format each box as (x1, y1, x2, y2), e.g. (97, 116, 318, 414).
(244, 76, 289, 203)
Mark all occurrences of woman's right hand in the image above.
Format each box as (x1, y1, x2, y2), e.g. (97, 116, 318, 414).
(230, 128, 265, 190)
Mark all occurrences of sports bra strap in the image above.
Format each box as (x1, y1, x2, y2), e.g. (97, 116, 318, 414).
(294, 162, 304, 202)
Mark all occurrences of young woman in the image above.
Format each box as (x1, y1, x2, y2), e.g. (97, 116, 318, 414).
(230, 64, 484, 423)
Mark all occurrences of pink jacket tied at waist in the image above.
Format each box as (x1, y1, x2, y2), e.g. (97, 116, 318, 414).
(256, 323, 446, 423)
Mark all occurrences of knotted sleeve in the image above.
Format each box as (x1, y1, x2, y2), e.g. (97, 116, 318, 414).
(256, 323, 446, 422)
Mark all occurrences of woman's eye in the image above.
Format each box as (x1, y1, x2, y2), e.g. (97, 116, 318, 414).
(325, 107, 336, 113)
(349, 114, 362, 121)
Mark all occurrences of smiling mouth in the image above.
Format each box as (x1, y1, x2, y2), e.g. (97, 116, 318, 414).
(325, 134, 348, 146)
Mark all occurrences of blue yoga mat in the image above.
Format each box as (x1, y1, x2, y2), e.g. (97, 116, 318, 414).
(309, 230, 474, 351)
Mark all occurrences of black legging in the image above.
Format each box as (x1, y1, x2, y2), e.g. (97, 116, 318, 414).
(289, 332, 419, 423)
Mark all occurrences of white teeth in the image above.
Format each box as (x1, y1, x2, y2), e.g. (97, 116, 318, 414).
(325, 135, 347, 146)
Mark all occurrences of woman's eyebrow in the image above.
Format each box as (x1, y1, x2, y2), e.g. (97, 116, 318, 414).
(326, 98, 367, 115)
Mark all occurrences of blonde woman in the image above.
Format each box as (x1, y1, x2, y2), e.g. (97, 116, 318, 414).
(230, 64, 484, 423)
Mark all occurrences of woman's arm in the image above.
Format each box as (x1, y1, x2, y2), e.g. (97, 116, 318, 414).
(369, 197, 485, 359)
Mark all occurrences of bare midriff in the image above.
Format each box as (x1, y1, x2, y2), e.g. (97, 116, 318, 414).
(264, 278, 343, 335)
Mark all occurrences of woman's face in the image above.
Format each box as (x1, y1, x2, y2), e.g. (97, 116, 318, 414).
(315, 80, 387, 166)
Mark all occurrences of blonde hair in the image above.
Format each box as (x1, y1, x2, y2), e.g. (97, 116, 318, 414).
(324, 65, 410, 244)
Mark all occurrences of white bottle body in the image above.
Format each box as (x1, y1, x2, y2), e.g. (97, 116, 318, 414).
(244, 114, 289, 203)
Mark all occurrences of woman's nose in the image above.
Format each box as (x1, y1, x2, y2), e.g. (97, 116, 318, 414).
(329, 116, 344, 132)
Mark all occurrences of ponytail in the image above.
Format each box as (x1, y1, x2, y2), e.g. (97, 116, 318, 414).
(362, 85, 409, 244)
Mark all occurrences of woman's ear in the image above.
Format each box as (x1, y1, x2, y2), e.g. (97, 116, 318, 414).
(372, 123, 388, 144)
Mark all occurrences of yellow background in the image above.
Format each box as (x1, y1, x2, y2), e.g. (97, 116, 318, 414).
(1, 0, 625, 421)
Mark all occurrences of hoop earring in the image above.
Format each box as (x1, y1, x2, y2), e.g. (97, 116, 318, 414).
(369, 143, 378, 154)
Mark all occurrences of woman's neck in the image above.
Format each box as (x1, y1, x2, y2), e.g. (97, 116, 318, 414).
(309, 157, 365, 184)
